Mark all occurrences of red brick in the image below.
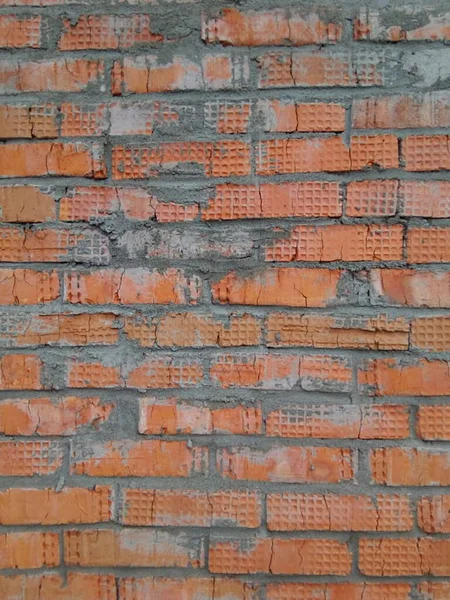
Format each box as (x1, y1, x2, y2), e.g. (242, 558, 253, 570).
(371, 448, 450, 486)
(118, 578, 260, 600)
(212, 268, 342, 307)
(399, 181, 450, 217)
(0, 58, 104, 93)
(202, 182, 342, 220)
(59, 15, 163, 50)
(112, 54, 249, 94)
(0, 104, 57, 138)
(0, 15, 42, 48)
(266, 313, 409, 350)
(258, 50, 384, 88)
(0, 573, 116, 600)
(112, 141, 250, 179)
(299, 355, 352, 392)
(0, 269, 59, 305)
(64, 529, 204, 568)
(419, 496, 450, 533)
(404, 135, 450, 171)
(266, 583, 411, 600)
(0, 354, 42, 390)
(60, 103, 108, 137)
(0, 532, 59, 569)
(71, 439, 208, 477)
(418, 583, 450, 600)
(0, 227, 109, 263)
(353, 92, 450, 128)
(217, 446, 354, 483)
(266, 224, 403, 262)
(64, 268, 201, 305)
(411, 317, 450, 351)
(257, 100, 346, 132)
(202, 8, 342, 46)
(209, 537, 351, 575)
(0, 142, 106, 178)
(359, 358, 450, 396)
(346, 180, 398, 217)
(0, 440, 63, 475)
(138, 397, 262, 435)
(267, 493, 412, 531)
(370, 269, 450, 308)
(126, 356, 203, 389)
(355, 8, 450, 41)
(0, 486, 111, 525)
(266, 404, 409, 439)
(121, 489, 261, 528)
(359, 538, 450, 576)
(417, 405, 450, 441)
(407, 227, 450, 263)
(0, 186, 56, 222)
(0, 396, 112, 436)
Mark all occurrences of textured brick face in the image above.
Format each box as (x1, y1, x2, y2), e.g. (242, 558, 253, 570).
(1, 0, 450, 596)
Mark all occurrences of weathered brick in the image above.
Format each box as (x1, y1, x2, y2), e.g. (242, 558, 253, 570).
(0, 440, 63, 475)
(0, 104, 58, 138)
(346, 180, 398, 217)
(404, 135, 450, 171)
(355, 8, 450, 42)
(370, 269, 450, 308)
(0, 573, 116, 600)
(411, 316, 450, 351)
(118, 577, 260, 600)
(399, 181, 450, 217)
(0, 186, 56, 222)
(371, 448, 450, 486)
(0, 15, 43, 48)
(0, 354, 43, 390)
(257, 100, 346, 132)
(417, 405, 450, 441)
(266, 583, 412, 600)
(419, 495, 450, 533)
(0, 269, 59, 305)
(0, 532, 59, 569)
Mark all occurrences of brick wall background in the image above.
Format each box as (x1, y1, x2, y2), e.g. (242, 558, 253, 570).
(1, 0, 450, 598)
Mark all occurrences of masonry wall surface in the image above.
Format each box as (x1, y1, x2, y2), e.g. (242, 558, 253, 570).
(0, 0, 450, 597)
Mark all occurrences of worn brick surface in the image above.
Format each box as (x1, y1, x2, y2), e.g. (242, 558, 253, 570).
(0, 0, 449, 594)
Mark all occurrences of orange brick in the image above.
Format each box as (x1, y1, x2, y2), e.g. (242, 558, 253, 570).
(0, 269, 59, 305)
(212, 268, 342, 307)
(0, 440, 63, 475)
(258, 50, 384, 88)
(359, 538, 450, 576)
(217, 446, 354, 483)
(399, 181, 450, 217)
(0, 104, 57, 138)
(267, 493, 412, 531)
(346, 180, 398, 217)
(202, 182, 342, 220)
(355, 8, 450, 41)
(419, 496, 450, 533)
(0, 396, 112, 435)
(266, 224, 403, 262)
(417, 405, 450, 440)
(64, 268, 201, 305)
(118, 578, 260, 600)
(0, 354, 42, 390)
(266, 404, 409, 439)
(359, 358, 450, 396)
(0, 186, 56, 222)
(418, 583, 450, 600)
(0, 227, 109, 264)
(210, 354, 300, 390)
(60, 103, 108, 136)
(370, 269, 450, 307)
(0, 15, 42, 48)
(64, 529, 204, 568)
(408, 227, 450, 263)
(59, 15, 163, 50)
(0, 58, 104, 93)
(209, 537, 351, 575)
(0, 486, 111, 525)
(371, 448, 450, 486)
(257, 100, 345, 132)
(112, 141, 250, 179)
(67, 360, 121, 389)
(0, 142, 106, 178)
(138, 398, 262, 435)
(0, 573, 116, 600)
(353, 92, 450, 128)
(300, 355, 352, 392)
(0, 532, 59, 569)
(266, 313, 409, 350)
(71, 439, 208, 477)
(121, 489, 261, 528)
(411, 316, 450, 351)
(113, 54, 249, 94)
(266, 583, 412, 600)
(404, 135, 450, 171)
(202, 8, 342, 45)
(126, 356, 203, 389)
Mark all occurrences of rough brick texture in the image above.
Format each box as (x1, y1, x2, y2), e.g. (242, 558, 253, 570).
(0, 0, 449, 596)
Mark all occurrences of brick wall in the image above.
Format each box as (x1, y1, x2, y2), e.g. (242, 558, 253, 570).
(0, 0, 450, 598)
